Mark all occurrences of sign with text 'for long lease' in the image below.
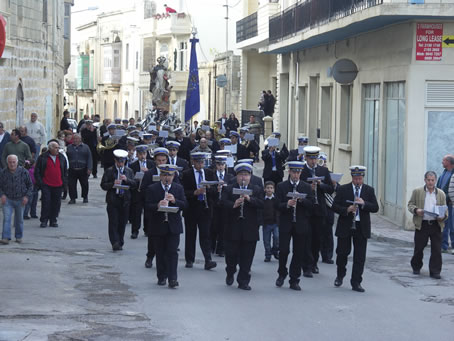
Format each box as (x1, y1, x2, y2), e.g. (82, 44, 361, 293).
(416, 23, 443, 61)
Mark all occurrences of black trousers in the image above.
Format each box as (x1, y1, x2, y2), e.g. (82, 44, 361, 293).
(40, 185, 63, 224)
(211, 206, 225, 254)
(278, 224, 307, 284)
(68, 168, 89, 200)
(153, 231, 180, 281)
(184, 203, 213, 263)
(131, 194, 145, 234)
(411, 221, 442, 275)
(89, 147, 98, 176)
(320, 209, 334, 261)
(336, 222, 368, 285)
(106, 198, 129, 247)
(224, 239, 257, 286)
(264, 171, 283, 187)
(309, 215, 325, 268)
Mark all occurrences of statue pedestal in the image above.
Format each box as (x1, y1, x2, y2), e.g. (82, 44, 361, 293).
(263, 116, 274, 139)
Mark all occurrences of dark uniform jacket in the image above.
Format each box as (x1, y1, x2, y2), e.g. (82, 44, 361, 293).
(276, 180, 314, 234)
(234, 143, 250, 161)
(181, 167, 216, 208)
(332, 183, 379, 239)
(262, 148, 286, 180)
(221, 183, 264, 241)
(100, 166, 136, 205)
(287, 149, 304, 162)
(300, 165, 334, 216)
(145, 181, 187, 235)
(101, 135, 120, 169)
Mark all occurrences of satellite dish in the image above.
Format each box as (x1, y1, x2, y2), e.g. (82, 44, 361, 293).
(216, 75, 228, 88)
(332, 59, 358, 84)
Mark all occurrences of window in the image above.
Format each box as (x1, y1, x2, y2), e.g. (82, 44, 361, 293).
(363, 83, 380, 190)
(320, 86, 332, 139)
(113, 49, 120, 68)
(179, 42, 187, 71)
(125, 44, 129, 70)
(298, 86, 307, 134)
(384, 82, 405, 208)
(340, 85, 352, 144)
(43, 0, 48, 23)
(142, 37, 155, 72)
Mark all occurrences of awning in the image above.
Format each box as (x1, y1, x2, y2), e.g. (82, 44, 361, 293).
(0, 14, 6, 58)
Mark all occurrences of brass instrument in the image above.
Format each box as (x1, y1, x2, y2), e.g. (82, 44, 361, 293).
(96, 136, 117, 154)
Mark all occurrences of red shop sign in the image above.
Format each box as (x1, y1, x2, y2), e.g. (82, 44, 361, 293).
(416, 23, 443, 61)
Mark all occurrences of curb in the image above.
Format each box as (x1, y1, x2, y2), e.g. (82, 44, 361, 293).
(371, 232, 414, 247)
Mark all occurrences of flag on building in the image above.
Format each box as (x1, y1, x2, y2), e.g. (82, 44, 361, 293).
(185, 37, 200, 123)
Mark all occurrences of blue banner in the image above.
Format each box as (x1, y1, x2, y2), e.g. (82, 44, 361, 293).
(185, 38, 200, 123)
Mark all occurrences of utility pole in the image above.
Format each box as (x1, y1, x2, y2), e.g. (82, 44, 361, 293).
(223, 0, 229, 52)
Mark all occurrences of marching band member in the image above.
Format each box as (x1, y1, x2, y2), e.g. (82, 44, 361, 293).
(222, 162, 264, 290)
(229, 131, 249, 161)
(145, 164, 187, 288)
(332, 166, 378, 292)
(129, 145, 154, 239)
(182, 152, 217, 270)
(100, 149, 137, 251)
(100, 124, 119, 170)
(166, 141, 189, 179)
(275, 161, 314, 291)
(211, 155, 234, 257)
(300, 146, 334, 277)
(287, 136, 308, 162)
(262, 141, 286, 185)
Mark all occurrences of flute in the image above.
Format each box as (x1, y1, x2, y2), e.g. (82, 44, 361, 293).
(240, 180, 245, 219)
(292, 184, 297, 223)
(164, 180, 169, 222)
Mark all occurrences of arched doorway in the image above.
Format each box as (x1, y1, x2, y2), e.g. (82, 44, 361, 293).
(16, 83, 24, 126)
(125, 101, 128, 118)
(113, 100, 118, 118)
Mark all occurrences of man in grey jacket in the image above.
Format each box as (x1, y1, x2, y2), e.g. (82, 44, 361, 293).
(66, 133, 92, 204)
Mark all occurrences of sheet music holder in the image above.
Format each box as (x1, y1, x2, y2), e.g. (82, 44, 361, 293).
(159, 131, 169, 138)
(202, 125, 211, 131)
(158, 206, 180, 214)
(245, 133, 255, 141)
(267, 138, 279, 147)
(298, 146, 305, 154)
(330, 173, 343, 183)
(307, 176, 325, 182)
(134, 172, 144, 180)
(233, 188, 253, 196)
(113, 184, 130, 190)
(152, 175, 161, 182)
(200, 181, 221, 186)
(286, 192, 307, 200)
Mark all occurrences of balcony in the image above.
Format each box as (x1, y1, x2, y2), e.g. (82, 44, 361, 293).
(236, 0, 280, 50)
(155, 13, 192, 38)
(171, 70, 189, 93)
(266, 0, 454, 54)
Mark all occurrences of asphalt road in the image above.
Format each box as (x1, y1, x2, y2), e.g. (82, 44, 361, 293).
(0, 168, 453, 341)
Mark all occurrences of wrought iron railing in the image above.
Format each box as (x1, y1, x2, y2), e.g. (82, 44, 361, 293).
(236, 11, 258, 43)
(269, 0, 384, 44)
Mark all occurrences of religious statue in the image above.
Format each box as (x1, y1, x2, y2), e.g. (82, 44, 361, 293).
(149, 56, 172, 111)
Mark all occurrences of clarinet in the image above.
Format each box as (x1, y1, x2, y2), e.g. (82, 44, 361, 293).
(351, 187, 359, 230)
(164, 180, 169, 222)
(292, 183, 297, 223)
(239, 180, 245, 219)
(203, 186, 209, 209)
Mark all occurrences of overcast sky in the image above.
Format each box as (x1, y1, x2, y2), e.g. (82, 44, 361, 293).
(72, 0, 243, 61)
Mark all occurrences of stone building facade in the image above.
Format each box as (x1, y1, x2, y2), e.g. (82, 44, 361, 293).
(0, 0, 73, 139)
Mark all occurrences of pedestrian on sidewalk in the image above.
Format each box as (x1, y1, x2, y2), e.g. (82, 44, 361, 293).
(23, 160, 39, 219)
(24, 112, 46, 160)
(1, 129, 32, 168)
(35, 140, 68, 228)
(0, 154, 33, 244)
(0, 122, 11, 169)
(437, 155, 454, 254)
(66, 133, 92, 204)
(408, 171, 448, 279)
